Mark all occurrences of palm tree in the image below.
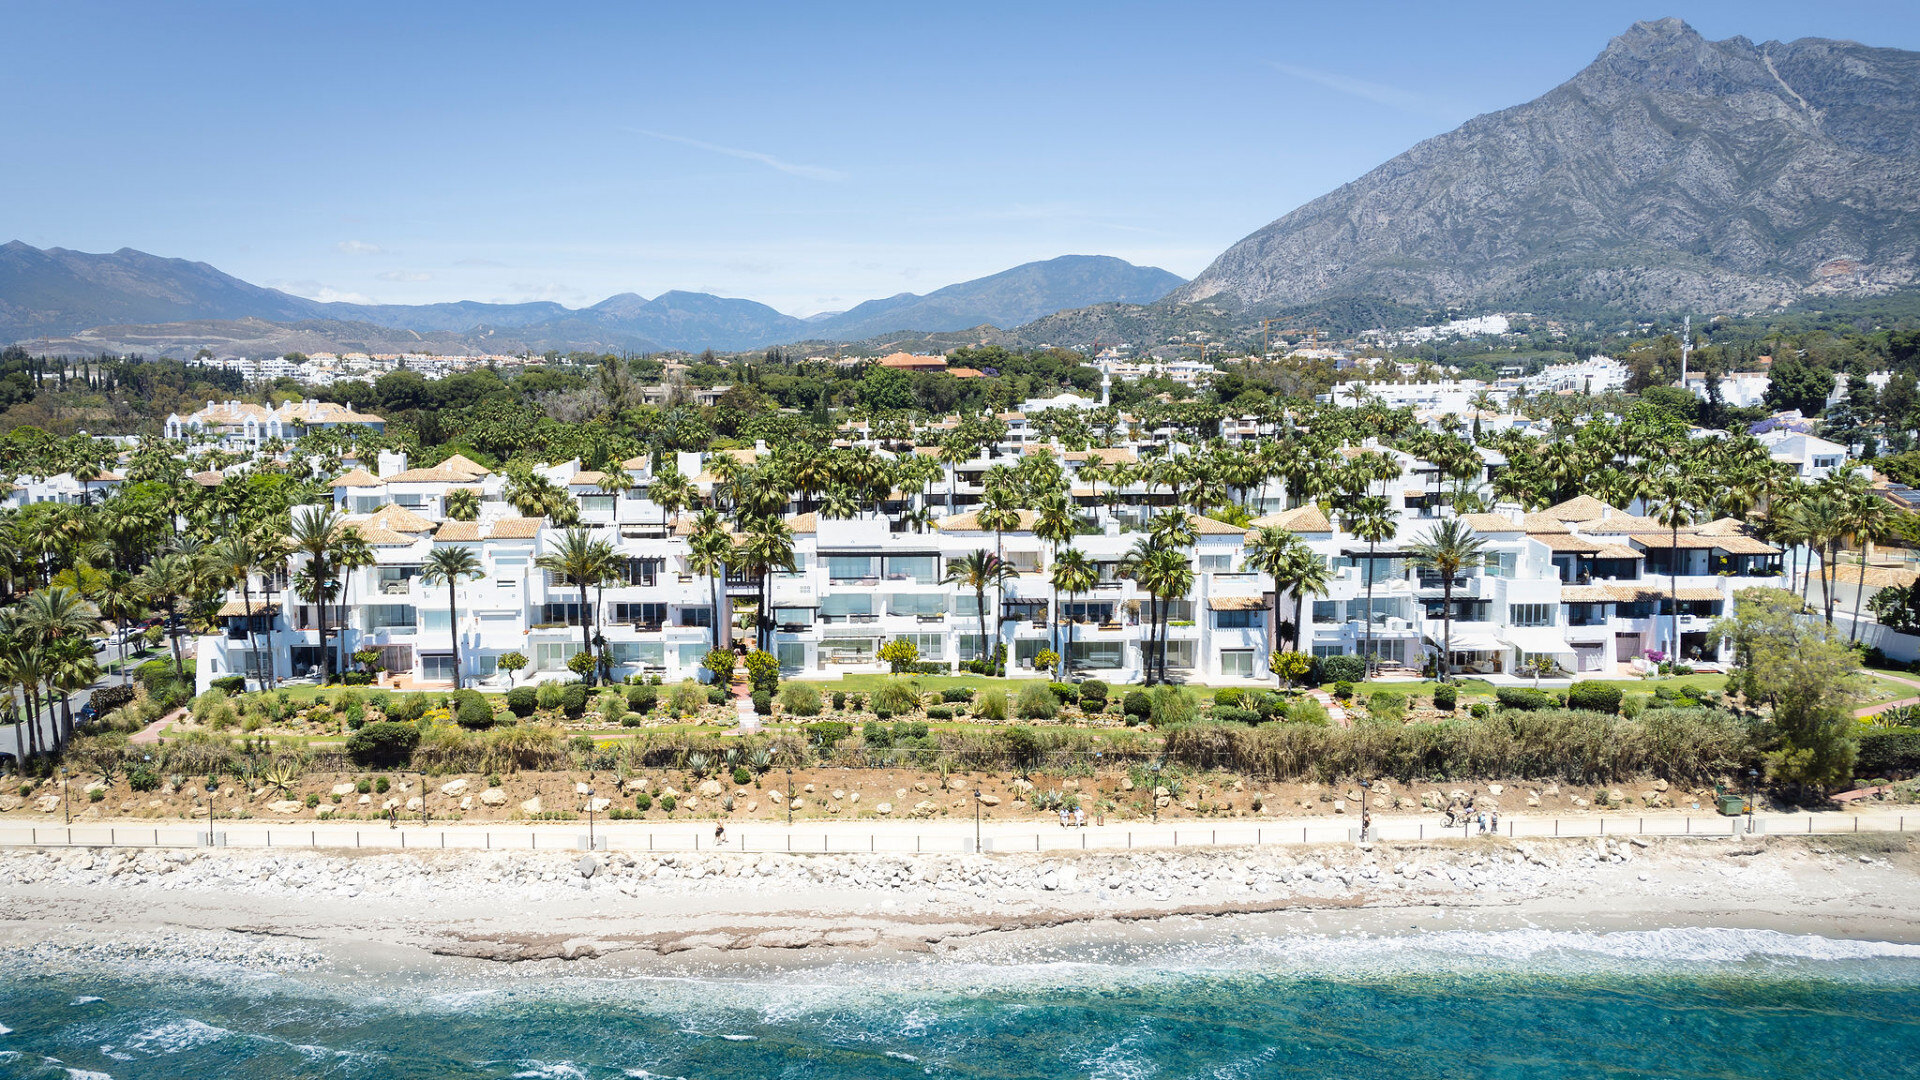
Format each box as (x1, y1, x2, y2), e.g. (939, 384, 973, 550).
(16, 585, 102, 741)
(444, 487, 481, 522)
(686, 510, 734, 651)
(1845, 492, 1897, 643)
(332, 529, 374, 678)
(1132, 545, 1195, 684)
(136, 552, 196, 681)
(1033, 496, 1078, 668)
(45, 636, 99, 742)
(537, 528, 610, 684)
(944, 550, 1014, 672)
(209, 535, 264, 689)
(737, 516, 796, 653)
(1646, 471, 1698, 659)
(421, 545, 486, 689)
(0, 622, 48, 760)
(1245, 525, 1304, 686)
(95, 570, 146, 687)
(288, 506, 344, 682)
(1049, 548, 1097, 681)
(648, 468, 697, 531)
(1407, 520, 1490, 682)
(1340, 497, 1398, 675)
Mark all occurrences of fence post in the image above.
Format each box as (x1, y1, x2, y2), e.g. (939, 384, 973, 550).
(311, 831, 315, 848)
(155, 829, 160, 846)
(1554, 820, 1558, 837)
(1600, 819, 1605, 836)
(1855, 817, 1859, 833)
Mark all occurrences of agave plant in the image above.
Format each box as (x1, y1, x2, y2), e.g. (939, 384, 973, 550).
(686, 751, 711, 777)
(750, 747, 774, 771)
(262, 760, 300, 793)
(721, 794, 736, 812)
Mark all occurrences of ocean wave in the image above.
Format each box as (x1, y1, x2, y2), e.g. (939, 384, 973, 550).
(121, 1018, 230, 1056)
(511, 1062, 587, 1079)
(1240, 927, 1920, 967)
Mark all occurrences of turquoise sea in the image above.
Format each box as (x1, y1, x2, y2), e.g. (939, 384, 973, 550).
(3, 928, 1918, 1079)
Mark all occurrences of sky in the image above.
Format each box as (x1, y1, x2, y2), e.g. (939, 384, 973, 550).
(6, 1, 1920, 317)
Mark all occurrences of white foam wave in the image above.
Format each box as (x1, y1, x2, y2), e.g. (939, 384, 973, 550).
(1244, 927, 1920, 967)
(0, 1023, 11, 1035)
(512, 1062, 587, 1079)
(718, 1034, 757, 1042)
(70, 997, 103, 1005)
(66, 1070, 114, 1080)
(885, 1050, 919, 1061)
(122, 1018, 230, 1055)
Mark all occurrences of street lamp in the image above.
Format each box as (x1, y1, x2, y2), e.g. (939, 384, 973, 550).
(1150, 761, 1162, 825)
(205, 778, 218, 845)
(786, 766, 794, 826)
(1747, 767, 1759, 835)
(61, 766, 70, 825)
(974, 784, 982, 851)
(419, 769, 429, 827)
(586, 783, 597, 851)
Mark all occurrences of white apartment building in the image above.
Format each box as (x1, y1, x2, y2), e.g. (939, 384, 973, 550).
(164, 399, 386, 450)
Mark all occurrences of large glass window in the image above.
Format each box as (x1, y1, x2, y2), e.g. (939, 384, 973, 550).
(614, 602, 667, 626)
(1215, 609, 1263, 629)
(773, 607, 815, 628)
(826, 555, 877, 581)
(366, 604, 416, 630)
(1162, 640, 1197, 669)
(892, 633, 945, 660)
(1509, 603, 1554, 627)
(776, 643, 807, 672)
(607, 642, 666, 666)
(1312, 600, 1341, 623)
(821, 594, 874, 619)
(678, 606, 713, 627)
(1067, 641, 1123, 670)
(884, 555, 938, 584)
(579, 494, 615, 515)
(419, 609, 450, 634)
(1221, 650, 1255, 677)
(1198, 554, 1234, 572)
(1162, 599, 1194, 623)
(419, 653, 455, 682)
(889, 593, 946, 617)
(535, 641, 583, 669)
(540, 602, 592, 626)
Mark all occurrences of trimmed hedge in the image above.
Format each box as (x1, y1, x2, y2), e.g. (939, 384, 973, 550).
(1496, 687, 1560, 712)
(560, 682, 588, 717)
(346, 721, 421, 767)
(1566, 681, 1623, 715)
(1078, 679, 1109, 709)
(506, 686, 537, 717)
(211, 675, 246, 694)
(1320, 655, 1366, 683)
(1432, 685, 1457, 712)
(1858, 729, 1920, 777)
(453, 689, 496, 729)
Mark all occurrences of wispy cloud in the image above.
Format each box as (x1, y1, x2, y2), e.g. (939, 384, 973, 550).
(336, 240, 382, 254)
(627, 128, 847, 181)
(377, 270, 433, 282)
(1265, 61, 1454, 120)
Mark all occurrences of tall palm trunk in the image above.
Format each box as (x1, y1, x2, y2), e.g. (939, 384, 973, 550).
(577, 580, 594, 683)
(263, 575, 280, 689)
(1669, 522, 1682, 660)
(1439, 579, 1455, 683)
(239, 576, 257, 690)
(1852, 549, 1871, 643)
(446, 581, 462, 690)
(975, 584, 989, 670)
(1364, 538, 1378, 675)
(709, 565, 723, 652)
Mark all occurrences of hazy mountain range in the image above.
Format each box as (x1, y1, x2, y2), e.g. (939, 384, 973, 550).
(0, 243, 1181, 355)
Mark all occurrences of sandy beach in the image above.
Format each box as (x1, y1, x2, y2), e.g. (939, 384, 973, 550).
(4, 827, 1915, 983)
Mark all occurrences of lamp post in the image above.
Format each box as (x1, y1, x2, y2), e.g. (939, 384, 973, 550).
(786, 766, 794, 826)
(419, 769, 429, 827)
(205, 778, 218, 845)
(974, 784, 982, 851)
(1747, 767, 1759, 835)
(586, 783, 597, 851)
(61, 766, 70, 825)
(1150, 761, 1162, 825)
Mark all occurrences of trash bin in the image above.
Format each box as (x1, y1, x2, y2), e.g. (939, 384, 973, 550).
(1717, 794, 1748, 817)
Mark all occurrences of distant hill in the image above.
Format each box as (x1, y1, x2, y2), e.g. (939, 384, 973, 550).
(0, 243, 1183, 355)
(1175, 18, 1920, 317)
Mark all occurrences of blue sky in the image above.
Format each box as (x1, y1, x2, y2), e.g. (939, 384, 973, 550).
(6, 1, 1919, 316)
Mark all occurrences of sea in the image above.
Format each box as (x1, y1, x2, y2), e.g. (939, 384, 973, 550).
(3, 926, 1918, 1079)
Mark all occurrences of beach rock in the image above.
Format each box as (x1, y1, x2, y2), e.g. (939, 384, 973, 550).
(1333, 800, 1347, 814)
(848, 792, 859, 803)
(576, 856, 598, 879)
(875, 802, 892, 815)
(830, 788, 845, 801)
(34, 795, 59, 813)
(405, 797, 423, 812)
(459, 797, 473, 810)
(624, 778, 649, 792)
(331, 783, 356, 797)
(789, 798, 804, 811)
(746, 801, 758, 813)
(977, 793, 1001, 807)
(948, 776, 967, 791)
(748, 929, 820, 949)
(913, 781, 931, 793)
(480, 788, 507, 807)
(589, 797, 611, 813)
(1119, 777, 1133, 792)
(1397, 797, 1417, 810)
(381, 798, 399, 812)
(1488, 784, 1504, 796)
(0, 794, 22, 811)
(575, 782, 593, 795)
(698, 780, 723, 799)
(358, 795, 371, 806)
(439, 778, 468, 796)
(267, 800, 303, 814)
(1370, 780, 1391, 795)
(521, 797, 543, 815)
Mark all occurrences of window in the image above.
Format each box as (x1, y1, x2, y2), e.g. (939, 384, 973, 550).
(540, 602, 592, 626)
(1162, 599, 1194, 623)
(826, 555, 877, 581)
(1162, 640, 1197, 669)
(623, 558, 662, 586)
(419, 609, 450, 634)
(892, 633, 945, 660)
(957, 634, 991, 661)
(1486, 551, 1518, 578)
(1215, 609, 1262, 629)
(1509, 603, 1554, 627)
(776, 643, 807, 672)
(579, 494, 615, 515)
(678, 606, 713, 627)
(607, 642, 665, 666)
(1221, 650, 1255, 677)
(955, 594, 984, 618)
(614, 602, 667, 626)
(889, 593, 946, 617)
(773, 607, 814, 628)
(1198, 554, 1234, 572)
(1067, 641, 1124, 669)
(1061, 602, 1113, 623)
(821, 594, 874, 619)
(419, 653, 455, 682)
(885, 555, 938, 584)
(1312, 600, 1341, 623)
(535, 641, 583, 669)
(1313, 643, 1344, 659)
(366, 604, 416, 630)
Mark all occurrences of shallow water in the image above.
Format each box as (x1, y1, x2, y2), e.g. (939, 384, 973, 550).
(4, 928, 1918, 1078)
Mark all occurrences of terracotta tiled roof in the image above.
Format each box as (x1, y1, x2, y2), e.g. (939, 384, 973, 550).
(1188, 512, 1248, 536)
(1559, 584, 1725, 603)
(329, 468, 383, 488)
(488, 517, 545, 539)
(937, 509, 1040, 532)
(1628, 533, 1722, 550)
(191, 471, 224, 487)
(1847, 565, 1920, 589)
(1247, 506, 1333, 533)
(344, 524, 418, 546)
(365, 503, 437, 533)
(1542, 495, 1613, 521)
(569, 471, 608, 487)
(1064, 447, 1138, 464)
(1207, 595, 1265, 611)
(1457, 513, 1523, 533)
(215, 600, 280, 618)
(785, 512, 818, 534)
(1531, 533, 1607, 552)
(385, 466, 484, 484)
(1580, 515, 1667, 534)
(433, 521, 482, 541)
(1520, 513, 1571, 533)
(436, 453, 491, 477)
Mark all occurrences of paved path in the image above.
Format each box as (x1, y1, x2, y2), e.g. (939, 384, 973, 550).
(128, 708, 187, 746)
(1856, 669, 1920, 717)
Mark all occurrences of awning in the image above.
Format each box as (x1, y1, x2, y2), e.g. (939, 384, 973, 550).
(1499, 627, 1575, 656)
(1444, 633, 1503, 652)
(1207, 595, 1266, 611)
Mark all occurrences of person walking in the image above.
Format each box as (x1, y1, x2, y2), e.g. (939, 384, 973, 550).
(715, 823, 727, 846)
(1360, 806, 1372, 842)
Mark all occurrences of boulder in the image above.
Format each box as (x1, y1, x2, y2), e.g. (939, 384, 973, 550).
(908, 800, 939, 818)
(331, 783, 357, 797)
(459, 796, 473, 811)
(875, 802, 892, 815)
(381, 798, 400, 812)
(830, 788, 845, 801)
(1652, 778, 1669, 792)
(698, 779, 724, 799)
(683, 798, 699, 811)
(0, 794, 22, 811)
(405, 797, 423, 812)
(1153, 786, 1169, 798)
(624, 778, 649, 792)
(83, 781, 108, 795)
(848, 791, 859, 803)
(576, 856, 598, 879)
(789, 798, 804, 811)
(357, 794, 371, 806)
(1370, 780, 1391, 795)
(267, 800, 303, 814)
(439, 778, 469, 796)
(913, 781, 931, 793)
(588, 797, 611, 813)
(1119, 777, 1133, 792)
(1487, 784, 1504, 796)
(1332, 799, 1347, 814)
(480, 788, 507, 807)
(746, 801, 758, 813)
(34, 795, 59, 813)
(977, 793, 1001, 807)
(521, 796, 543, 815)
(948, 776, 967, 791)
(803, 783, 816, 794)
(575, 782, 593, 795)
(1396, 796, 1417, 810)
(1062, 779, 1079, 790)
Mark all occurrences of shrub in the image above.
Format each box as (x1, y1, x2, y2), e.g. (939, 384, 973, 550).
(1496, 687, 1559, 712)
(1034, 649, 1060, 675)
(659, 793, 677, 812)
(191, 688, 237, 729)
(1367, 691, 1407, 723)
(566, 650, 598, 678)
(305, 792, 320, 808)
(128, 763, 159, 792)
(341, 672, 374, 686)
(778, 682, 823, 717)
(626, 684, 658, 713)
(1017, 682, 1060, 720)
(596, 693, 627, 723)
(1047, 681, 1080, 704)
(752, 690, 772, 715)
(871, 679, 922, 718)
(1858, 729, 1920, 776)
(496, 651, 528, 682)
(1621, 693, 1646, 719)
(91, 685, 136, 717)
(1288, 697, 1331, 726)
(1566, 681, 1624, 714)
(506, 686, 538, 718)
(1470, 701, 1490, 719)
(1078, 679, 1109, 710)
(832, 691, 848, 710)
(806, 720, 853, 747)
(974, 688, 1012, 724)
(89, 788, 105, 802)
(939, 687, 974, 704)
(1148, 685, 1198, 727)
(668, 679, 707, 717)
(1331, 680, 1354, 700)
(878, 638, 920, 673)
(634, 792, 653, 811)
(707, 686, 729, 705)
(347, 721, 421, 767)
(1211, 706, 1261, 725)
(744, 650, 780, 695)
(356, 778, 372, 794)
(535, 682, 567, 711)
(1122, 690, 1151, 722)
(862, 720, 893, 749)
(620, 713, 643, 727)
(1432, 685, 1458, 712)
(375, 776, 390, 794)
(703, 648, 737, 685)
(926, 706, 954, 720)
(732, 766, 752, 786)
(1321, 655, 1366, 683)
(1214, 687, 1246, 708)
(453, 689, 497, 729)
(211, 675, 246, 694)
(560, 682, 589, 717)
